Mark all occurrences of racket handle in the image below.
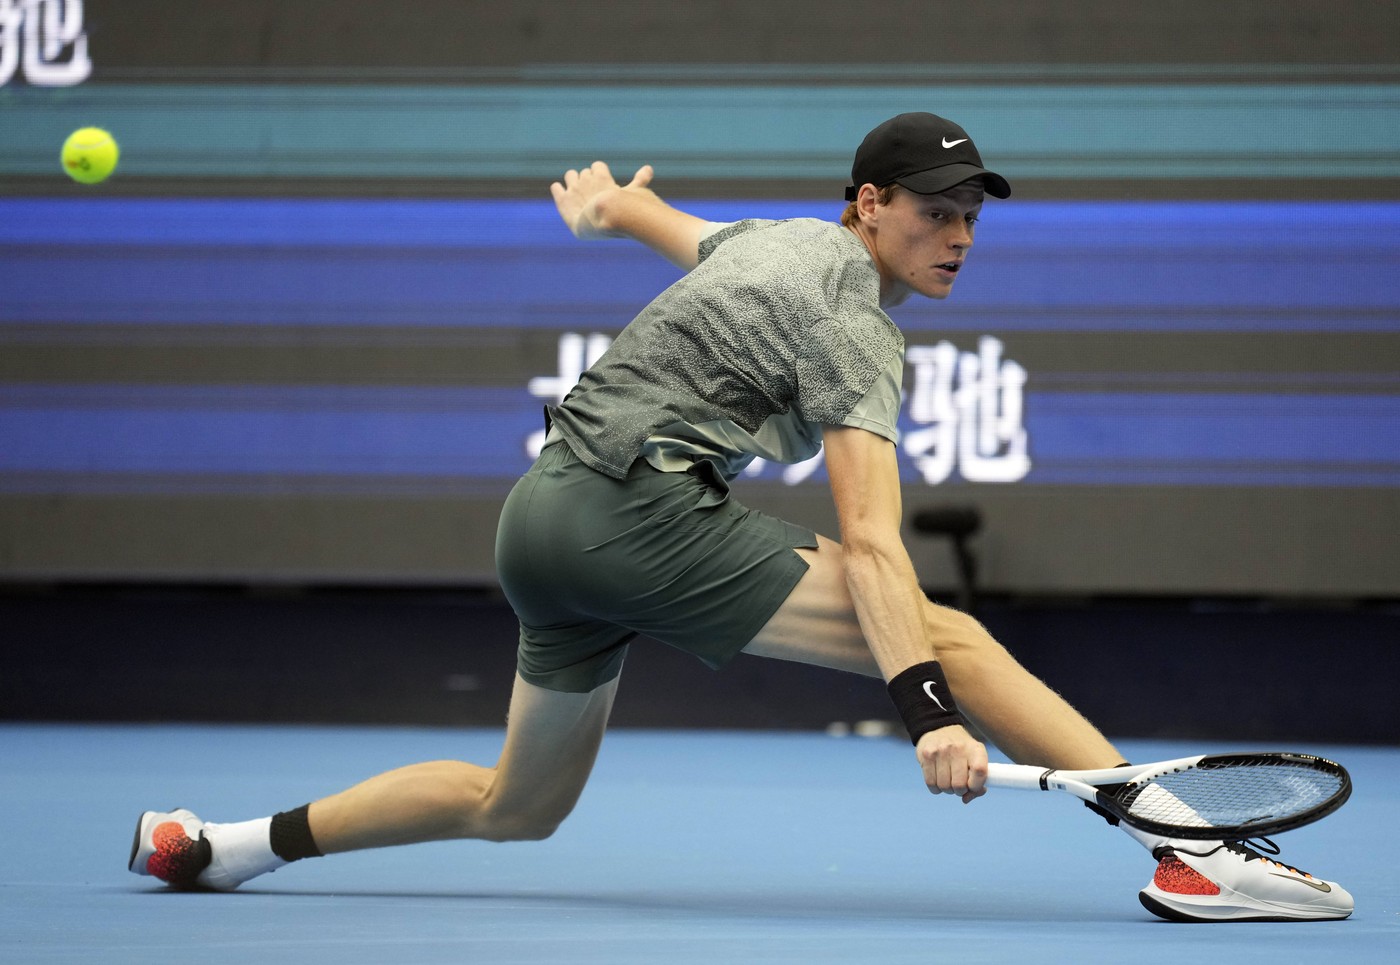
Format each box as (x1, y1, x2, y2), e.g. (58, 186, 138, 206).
(984, 762, 1054, 791)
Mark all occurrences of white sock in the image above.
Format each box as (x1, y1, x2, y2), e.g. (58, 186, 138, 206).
(1116, 782, 1217, 855)
(198, 817, 288, 889)
(1119, 820, 1171, 854)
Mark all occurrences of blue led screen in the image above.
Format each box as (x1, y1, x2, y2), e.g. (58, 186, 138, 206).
(2, 192, 1398, 593)
(2, 197, 1397, 499)
(4, 198, 1397, 330)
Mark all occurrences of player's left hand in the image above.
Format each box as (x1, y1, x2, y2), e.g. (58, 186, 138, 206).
(915, 725, 989, 803)
(550, 161, 658, 240)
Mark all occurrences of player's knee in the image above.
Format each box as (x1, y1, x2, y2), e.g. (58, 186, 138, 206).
(473, 785, 575, 842)
(511, 815, 565, 842)
(478, 808, 567, 842)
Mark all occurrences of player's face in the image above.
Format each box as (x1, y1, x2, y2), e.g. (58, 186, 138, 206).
(869, 182, 983, 307)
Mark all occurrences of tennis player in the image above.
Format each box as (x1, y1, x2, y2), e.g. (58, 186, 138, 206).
(129, 113, 1351, 922)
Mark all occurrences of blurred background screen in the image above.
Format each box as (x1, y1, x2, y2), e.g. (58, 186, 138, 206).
(2, 1, 1396, 599)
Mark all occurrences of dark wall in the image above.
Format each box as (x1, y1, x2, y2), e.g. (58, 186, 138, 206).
(4, 585, 1396, 743)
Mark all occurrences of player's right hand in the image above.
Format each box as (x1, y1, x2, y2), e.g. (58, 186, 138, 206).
(915, 725, 988, 804)
(549, 161, 657, 240)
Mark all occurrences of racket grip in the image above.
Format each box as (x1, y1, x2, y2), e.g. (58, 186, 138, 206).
(984, 763, 1054, 791)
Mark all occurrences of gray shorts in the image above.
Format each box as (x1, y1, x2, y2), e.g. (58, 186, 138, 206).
(495, 441, 817, 693)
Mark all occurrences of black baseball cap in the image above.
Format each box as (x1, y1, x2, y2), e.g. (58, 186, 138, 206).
(844, 112, 1011, 201)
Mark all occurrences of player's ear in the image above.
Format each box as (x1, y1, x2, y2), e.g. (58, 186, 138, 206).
(854, 183, 884, 227)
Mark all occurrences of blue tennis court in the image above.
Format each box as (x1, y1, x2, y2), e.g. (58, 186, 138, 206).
(4, 723, 1394, 963)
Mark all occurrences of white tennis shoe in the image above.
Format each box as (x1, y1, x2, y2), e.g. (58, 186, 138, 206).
(128, 808, 257, 891)
(1139, 839, 1353, 922)
(128, 808, 211, 888)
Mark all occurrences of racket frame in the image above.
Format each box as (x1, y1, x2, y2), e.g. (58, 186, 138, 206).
(985, 752, 1351, 840)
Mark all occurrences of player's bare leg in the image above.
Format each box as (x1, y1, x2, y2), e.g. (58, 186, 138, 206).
(742, 533, 1124, 770)
(310, 672, 620, 852)
(130, 672, 619, 889)
(742, 535, 1353, 921)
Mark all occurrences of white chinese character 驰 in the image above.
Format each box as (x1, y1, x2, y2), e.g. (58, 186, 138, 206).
(904, 336, 1030, 484)
(0, 0, 91, 88)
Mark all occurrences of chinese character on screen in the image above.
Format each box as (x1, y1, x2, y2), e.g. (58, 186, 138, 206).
(0, 0, 91, 88)
(904, 337, 1031, 484)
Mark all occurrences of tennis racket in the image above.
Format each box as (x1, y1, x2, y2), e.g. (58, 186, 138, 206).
(984, 752, 1351, 839)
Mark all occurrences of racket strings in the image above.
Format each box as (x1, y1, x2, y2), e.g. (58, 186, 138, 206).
(1120, 762, 1345, 829)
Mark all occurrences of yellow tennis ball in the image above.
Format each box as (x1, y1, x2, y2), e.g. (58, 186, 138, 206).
(61, 127, 120, 184)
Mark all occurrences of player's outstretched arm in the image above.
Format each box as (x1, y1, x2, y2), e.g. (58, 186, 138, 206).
(824, 425, 989, 802)
(550, 161, 710, 270)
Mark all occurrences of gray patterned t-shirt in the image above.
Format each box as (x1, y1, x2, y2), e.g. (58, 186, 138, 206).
(548, 217, 904, 482)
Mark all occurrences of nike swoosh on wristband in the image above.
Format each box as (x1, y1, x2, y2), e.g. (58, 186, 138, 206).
(942, 137, 969, 148)
(922, 681, 949, 712)
(1270, 872, 1332, 893)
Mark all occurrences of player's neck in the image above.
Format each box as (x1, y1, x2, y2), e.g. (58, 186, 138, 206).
(845, 222, 909, 308)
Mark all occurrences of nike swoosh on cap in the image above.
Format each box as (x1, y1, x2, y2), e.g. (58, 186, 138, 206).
(942, 137, 969, 148)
